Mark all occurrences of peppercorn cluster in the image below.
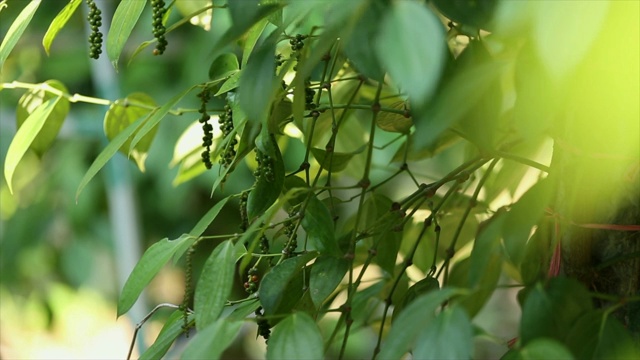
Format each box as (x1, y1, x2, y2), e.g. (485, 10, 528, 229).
(304, 79, 316, 110)
(218, 104, 237, 168)
(151, 0, 168, 55)
(282, 208, 299, 258)
(255, 307, 271, 342)
(197, 87, 213, 169)
(289, 34, 307, 51)
(244, 267, 260, 294)
(254, 150, 275, 182)
(239, 190, 249, 231)
(87, 0, 103, 59)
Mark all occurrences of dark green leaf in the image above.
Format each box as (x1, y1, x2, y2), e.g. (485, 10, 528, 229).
(5, 97, 59, 194)
(309, 256, 349, 308)
(247, 133, 285, 219)
(16, 80, 69, 156)
(42, 0, 81, 55)
(302, 195, 341, 257)
(180, 318, 243, 360)
(518, 338, 574, 360)
(227, 299, 260, 321)
(140, 310, 193, 360)
(432, 0, 498, 30)
(259, 252, 317, 317)
(502, 178, 552, 266)
(104, 93, 157, 171)
(268, 98, 292, 135)
(0, 0, 40, 68)
(266, 312, 324, 360)
(379, 287, 465, 360)
(310, 147, 359, 173)
(117, 236, 195, 317)
(282, 176, 309, 208)
(375, 2, 446, 108)
(194, 240, 237, 330)
(238, 35, 277, 126)
(413, 305, 474, 360)
(343, 1, 386, 80)
(107, 0, 147, 69)
(209, 53, 239, 81)
(594, 315, 639, 359)
(393, 276, 440, 320)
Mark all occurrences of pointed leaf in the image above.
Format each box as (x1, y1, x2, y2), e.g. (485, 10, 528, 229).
(107, 0, 147, 69)
(310, 147, 358, 173)
(209, 53, 239, 81)
(393, 276, 440, 320)
(266, 312, 324, 360)
(238, 35, 277, 126)
(309, 256, 348, 308)
(180, 318, 243, 360)
(140, 310, 193, 360)
(413, 305, 474, 360)
(5, 97, 59, 194)
(0, 0, 41, 69)
(215, 70, 241, 96)
(117, 236, 195, 316)
(42, 0, 81, 55)
(259, 252, 317, 317)
(194, 240, 236, 330)
(241, 18, 268, 68)
(302, 195, 341, 257)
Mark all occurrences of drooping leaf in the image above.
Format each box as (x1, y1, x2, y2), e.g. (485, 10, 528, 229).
(412, 305, 474, 360)
(310, 147, 359, 173)
(241, 18, 268, 68)
(0, 0, 41, 69)
(378, 287, 466, 360)
(42, 0, 81, 55)
(302, 195, 341, 257)
(309, 256, 349, 308)
(117, 236, 196, 317)
(238, 34, 277, 126)
(194, 240, 237, 330)
(16, 80, 69, 156)
(266, 312, 324, 360)
(259, 252, 317, 317)
(140, 310, 193, 360)
(180, 317, 243, 360)
(5, 97, 59, 194)
(106, 0, 147, 69)
(104, 92, 157, 171)
(247, 132, 285, 219)
(375, 1, 446, 108)
(393, 276, 439, 320)
(209, 53, 239, 81)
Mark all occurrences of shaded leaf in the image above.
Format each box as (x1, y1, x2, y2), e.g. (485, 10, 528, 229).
(310, 147, 359, 173)
(247, 133, 285, 219)
(309, 256, 349, 308)
(180, 318, 243, 360)
(209, 53, 239, 81)
(238, 34, 277, 126)
(266, 312, 324, 360)
(343, 1, 386, 80)
(517, 338, 574, 360)
(302, 195, 341, 257)
(140, 310, 193, 360)
(106, 0, 147, 69)
(0, 0, 40, 69)
(393, 276, 439, 320)
(259, 252, 317, 317)
(5, 97, 59, 194)
(42, 0, 81, 55)
(194, 240, 236, 330)
(268, 98, 292, 135)
(413, 305, 474, 360)
(432, 0, 498, 30)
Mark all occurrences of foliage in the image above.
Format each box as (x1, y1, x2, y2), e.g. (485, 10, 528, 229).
(1, 0, 639, 359)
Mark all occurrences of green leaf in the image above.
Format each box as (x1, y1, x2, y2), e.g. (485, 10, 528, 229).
(117, 236, 195, 317)
(517, 338, 574, 360)
(247, 133, 285, 219)
(413, 305, 474, 360)
(310, 147, 358, 173)
(238, 34, 277, 126)
(107, 0, 147, 69)
(0, 0, 40, 69)
(282, 176, 310, 208)
(104, 93, 157, 172)
(194, 240, 236, 330)
(140, 310, 193, 360)
(378, 287, 466, 360)
(267, 98, 293, 135)
(129, 85, 195, 152)
(180, 318, 243, 360)
(375, 1, 445, 108)
(76, 115, 146, 201)
(502, 178, 552, 266)
(4, 97, 59, 194)
(16, 80, 69, 156)
(432, 0, 498, 30)
(209, 53, 239, 81)
(376, 101, 412, 134)
(175, 0, 212, 31)
(343, 1, 386, 80)
(259, 252, 317, 317)
(42, 0, 81, 55)
(309, 256, 349, 308)
(241, 18, 268, 68)
(266, 312, 324, 360)
(215, 71, 241, 96)
(393, 276, 440, 320)
(302, 195, 341, 257)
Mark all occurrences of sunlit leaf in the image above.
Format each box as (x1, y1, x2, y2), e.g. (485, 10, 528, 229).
(42, 0, 81, 55)
(266, 312, 324, 360)
(376, 101, 412, 134)
(107, 0, 147, 69)
(0, 0, 40, 69)
(175, 0, 212, 31)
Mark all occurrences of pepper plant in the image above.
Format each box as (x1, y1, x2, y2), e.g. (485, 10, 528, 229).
(2, 0, 639, 359)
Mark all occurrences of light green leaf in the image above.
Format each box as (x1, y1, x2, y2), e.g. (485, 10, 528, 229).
(413, 305, 474, 360)
(140, 310, 193, 360)
(16, 80, 69, 156)
(0, 0, 40, 69)
(175, 0, 212, 30)
(104, 93, 157, 172)
(378, 287, 465, 360)
(5, 97, 58, 194)
(215, 70, 241, 96)
(266, 312, 324, 360)
(302, 195, 341, 257)
(42, 0, 81, 55)
(310, 147, 359, 173)
(107, 0, 147, 69)
(376, 101, 412, 134)
(117, 236, 195, 317)
(520, 339, 574, 360)
(76, 115, 146, 201)
(180, 317, 242, 360)
(241, 18, 268, 68)
(194, 240, 236, 330)
(209, 53, 239, 81)
(375, 1, 445, 107)
(259, 252, 317, 317)
(309, 256, 349, 308)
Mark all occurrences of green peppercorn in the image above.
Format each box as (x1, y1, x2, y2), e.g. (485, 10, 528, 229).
(151, 0, 168, 55)
(86, 0, 103, 59)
